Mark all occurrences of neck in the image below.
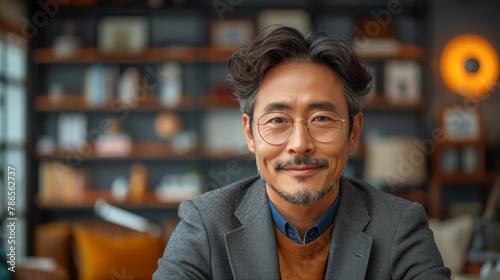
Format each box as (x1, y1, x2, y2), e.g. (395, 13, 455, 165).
(266, 182, 339, 240)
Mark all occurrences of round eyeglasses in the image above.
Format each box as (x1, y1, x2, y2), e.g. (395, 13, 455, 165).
(253, 111, 346, 145)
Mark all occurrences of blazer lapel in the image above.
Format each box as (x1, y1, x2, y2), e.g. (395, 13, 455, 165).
(224, 178, 281, 280)
(324, 177, 373, 280)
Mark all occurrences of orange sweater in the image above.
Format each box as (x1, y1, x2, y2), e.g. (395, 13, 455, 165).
(274, 224, 333, 280)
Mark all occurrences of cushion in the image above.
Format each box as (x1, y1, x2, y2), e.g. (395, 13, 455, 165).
(428, 214, 474, 279)
(73, 224, 163, 280)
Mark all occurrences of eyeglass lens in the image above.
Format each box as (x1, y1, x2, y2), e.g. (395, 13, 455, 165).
(257, 111, 344, 145)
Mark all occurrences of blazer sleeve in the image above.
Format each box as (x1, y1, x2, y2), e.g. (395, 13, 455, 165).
(153, 200, 211, 280)
(390, 203, 451, 280)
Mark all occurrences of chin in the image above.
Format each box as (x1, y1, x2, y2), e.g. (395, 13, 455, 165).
(268, 180, 336, 205)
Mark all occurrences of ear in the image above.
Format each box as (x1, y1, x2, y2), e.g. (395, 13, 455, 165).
(348, 113, 363, 153)
(242, 114, 255, 154)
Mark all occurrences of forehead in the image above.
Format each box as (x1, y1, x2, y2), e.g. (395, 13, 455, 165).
(254, 62, 348, 115)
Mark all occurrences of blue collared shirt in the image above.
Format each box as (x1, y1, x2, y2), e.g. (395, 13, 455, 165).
(269, 191, 340, 244)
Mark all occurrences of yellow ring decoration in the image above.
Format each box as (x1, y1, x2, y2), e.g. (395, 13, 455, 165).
(440, 34, 499, 97)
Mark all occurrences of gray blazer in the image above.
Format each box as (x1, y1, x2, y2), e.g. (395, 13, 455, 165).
(154, 175, 451, 280)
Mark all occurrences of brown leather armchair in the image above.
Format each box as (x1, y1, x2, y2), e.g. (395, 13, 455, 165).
(30, 218, 178, 280)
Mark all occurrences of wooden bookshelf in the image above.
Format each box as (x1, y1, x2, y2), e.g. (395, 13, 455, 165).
(428, 171, 500, 218)
(365, 94, 425, 111)
(35, 93, 424, 113)
(35, 46, 237, 64)
(36, 142, 202, 160)
(34, 190, 183, 209)
(201, 93, 240, 110)
(203, 47, 239, 62)
(26, 1, 431, 261)
(0, 17, 24, 38)
(34, 94, 244, 112)
(35, 44, 424, 64)
(36, 141, 252, 161)
(358, 44, 425, 61)
(34, 94, 199, 112)
(431, 171, 499, 186)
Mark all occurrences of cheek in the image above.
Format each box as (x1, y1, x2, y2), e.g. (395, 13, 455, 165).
(323, 140, 350, 172)
(254, 141, 281, 169)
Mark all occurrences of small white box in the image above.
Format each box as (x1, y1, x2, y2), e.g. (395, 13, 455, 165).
(384, 60, 421, 104)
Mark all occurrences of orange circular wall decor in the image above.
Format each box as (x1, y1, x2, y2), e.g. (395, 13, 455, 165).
(440, 34, 499, 98)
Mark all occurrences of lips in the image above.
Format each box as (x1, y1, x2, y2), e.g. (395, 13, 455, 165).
(273, 156, 329, 177)
(282, 165, 323, 176)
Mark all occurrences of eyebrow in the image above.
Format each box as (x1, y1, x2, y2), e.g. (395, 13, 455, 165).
(263, 102, 292, 113)
(262, 101, 338, 113)
(308, 102, 338, 111)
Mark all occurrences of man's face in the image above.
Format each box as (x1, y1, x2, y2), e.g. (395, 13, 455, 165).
(242, 62, 363, 205)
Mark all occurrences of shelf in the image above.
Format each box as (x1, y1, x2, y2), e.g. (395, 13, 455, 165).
(486, 139, 500, 150)
(428, 170, 500, 218)
(34, 191, 183, 209)
(35, 142, 253, 161)
(36, 142, 202, 160)
(201, 93, 240, 110)
(437, 140, 485, 147)
(34, 44, 424, 64)
(48, 2, 424, 16)
(203, 47, 239, 62)
(35, 94, 199, 112)
(358, 45, 425, 61)
(0, 17, 24, 38)
(35, 93, 424, 112)
(364, 94, 425, 111)
(34, 93, 242, 112)
(35, 47, 199, 63)
(46, 4, 204, 15)
(35, 47, 235, 64)
(432, 171, 500, 185)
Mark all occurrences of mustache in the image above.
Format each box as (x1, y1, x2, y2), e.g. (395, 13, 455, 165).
(274, 155, 329, 170)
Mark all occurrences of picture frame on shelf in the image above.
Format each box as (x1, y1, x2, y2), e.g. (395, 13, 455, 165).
(440, 104, 483, 142)
(384, 60, 422, 105)
(97, 16, 149, 53)
(209, 19, 255, 48)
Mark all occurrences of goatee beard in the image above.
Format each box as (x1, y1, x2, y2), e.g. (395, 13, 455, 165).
(267, 180, 337, 205)
(255, 154, 348, 205)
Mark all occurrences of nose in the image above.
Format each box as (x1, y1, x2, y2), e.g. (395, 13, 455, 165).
(286, 119, 315, 155)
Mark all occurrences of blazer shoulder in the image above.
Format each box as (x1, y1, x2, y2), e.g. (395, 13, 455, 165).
(343, 176, 415, 214)
(184, 174, 262, 212)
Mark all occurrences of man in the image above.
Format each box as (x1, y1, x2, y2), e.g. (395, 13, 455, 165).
(154, 26, 450, 279)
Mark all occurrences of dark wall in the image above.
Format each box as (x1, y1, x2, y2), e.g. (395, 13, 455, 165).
(426, 0, 500, 140)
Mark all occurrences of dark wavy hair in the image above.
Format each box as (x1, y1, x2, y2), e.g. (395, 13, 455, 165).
(227, 26, 373, 134)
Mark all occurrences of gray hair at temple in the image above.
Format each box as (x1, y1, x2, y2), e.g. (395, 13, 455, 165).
(226, 26, 373, 134)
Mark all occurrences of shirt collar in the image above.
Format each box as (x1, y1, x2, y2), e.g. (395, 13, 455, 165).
(268, 187, 340, 244)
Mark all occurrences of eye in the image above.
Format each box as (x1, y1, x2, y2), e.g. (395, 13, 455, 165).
(268, 117, 288, 124)
(312, 115, 332, 122)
